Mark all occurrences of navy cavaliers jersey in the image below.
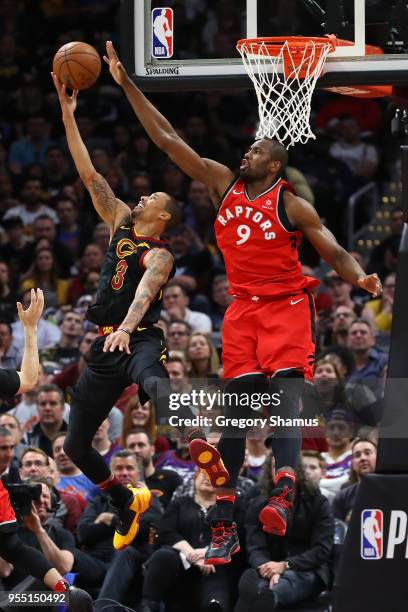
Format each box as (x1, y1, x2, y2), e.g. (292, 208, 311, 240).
(86, 220, 174, 326)
(215, 177, 319, 298)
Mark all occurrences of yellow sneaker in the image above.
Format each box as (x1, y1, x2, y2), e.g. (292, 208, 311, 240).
(113, 483, 152, 550)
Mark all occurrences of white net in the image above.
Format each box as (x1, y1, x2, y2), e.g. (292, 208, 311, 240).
(237, 38, 334, 148)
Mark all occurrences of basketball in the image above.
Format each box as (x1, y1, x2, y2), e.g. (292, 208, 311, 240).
(52, 42, 101, 90)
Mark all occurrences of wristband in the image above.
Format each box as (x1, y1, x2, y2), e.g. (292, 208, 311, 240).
(118, 328, 131, 335)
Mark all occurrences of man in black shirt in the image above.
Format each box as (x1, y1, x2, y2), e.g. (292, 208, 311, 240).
(125, 428, 182, 508)
(0, 288, 91, 609)
(53, 72, 182, 551)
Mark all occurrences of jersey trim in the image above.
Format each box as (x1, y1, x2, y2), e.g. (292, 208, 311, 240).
(244, 177, 281, 202)
(131, 227, 167, 245)
(276, 186, 296, 233)
(218, 177, 240, 214)
(139, 249, 150, 270)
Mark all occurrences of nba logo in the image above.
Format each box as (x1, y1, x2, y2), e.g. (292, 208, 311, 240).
(152, 8, 174, 59)
(361, 509, 383, 559)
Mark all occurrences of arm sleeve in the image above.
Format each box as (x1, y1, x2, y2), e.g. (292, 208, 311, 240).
(286, 495, 334, 571)
(0, 369, 20, 398)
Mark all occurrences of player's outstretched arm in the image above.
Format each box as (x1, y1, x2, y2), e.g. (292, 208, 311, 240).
(104, 42, 234, 206)
(51, 72, 130, 235)
(284, 191, 382, 297)
(16, 288, 44, 393)
(103, 249, 174, 354)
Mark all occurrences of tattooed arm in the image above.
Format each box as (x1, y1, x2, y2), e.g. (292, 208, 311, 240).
(52, 73, 130, 236)
(103, 248, 174, 354)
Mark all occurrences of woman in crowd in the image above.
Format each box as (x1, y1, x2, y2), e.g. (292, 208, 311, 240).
(20, 247, 68, 307)
(120, 394, 169, 454)
(187, 332, 220, 380)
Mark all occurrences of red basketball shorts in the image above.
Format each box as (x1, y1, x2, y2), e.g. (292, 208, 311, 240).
(0, 481, 17, 533)
(221, 293, 316, 380)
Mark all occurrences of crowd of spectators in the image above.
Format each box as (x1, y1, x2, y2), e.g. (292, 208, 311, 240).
(0, 1, 402, 610)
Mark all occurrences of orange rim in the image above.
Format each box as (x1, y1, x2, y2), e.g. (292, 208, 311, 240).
(236, 35, 337, 57)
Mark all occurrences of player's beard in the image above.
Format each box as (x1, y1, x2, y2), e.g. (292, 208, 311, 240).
(131, 207, 143, 222)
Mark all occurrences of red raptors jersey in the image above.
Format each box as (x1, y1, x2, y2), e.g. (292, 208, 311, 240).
(215, 177, 319, 297)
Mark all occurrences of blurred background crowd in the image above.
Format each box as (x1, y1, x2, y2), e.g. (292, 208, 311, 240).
(0, 1, 403, 610)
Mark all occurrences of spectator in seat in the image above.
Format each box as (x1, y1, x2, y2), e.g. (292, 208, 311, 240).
(4, 477, 105, 592)
(154, 433, 196, 482)
(362, 272, 395, 333)
(52, 329, 98, 398)
(235, 451, 333, 611)
(320, 409, 354, 496)
(331, 305, 357, 346)
(24, 214, 74, 279)
(0, 426, 16, 476)
(187, 332, 220, 379)
(53, 432, 99, 502)
(166, 319, 192, 352)
(164, 225, 214, 297)
(329, 115, 379, 186)
(55, 196, 83, 259)
(0, 414, 25, 459)
(120, 396, 169, 455)
(125, 429, 181, 508)
(301, 450, 335, 503)
(0, 320, 21, 369)
(333, 437, 377, 523)
(92, 417, 121, 467)
(19, 446, 85, 533)
(0, 261, 18, 324)
(209, 275, 233, 332)
(8, 116, 54, 176)
(0, 216, 32, 277)
(139, 470, 238, 612)
(40, 310, 84, 370)
(67, 243, 105, 304)
(20, 248, 69, 308)
(27, 384, 68, 457)
(324, 270, 361, 314)
(347, 319, 388, 396)
(89, 450, 163, 612)
(162, 281, 212, 333)
(3, 178, 58, 228)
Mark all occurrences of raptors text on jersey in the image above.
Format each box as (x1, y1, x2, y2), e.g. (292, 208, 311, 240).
(215, 177, 319, 298)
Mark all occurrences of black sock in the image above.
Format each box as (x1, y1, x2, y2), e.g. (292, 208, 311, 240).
(215, 494, 236, 522)
(98, 474, 133, 507)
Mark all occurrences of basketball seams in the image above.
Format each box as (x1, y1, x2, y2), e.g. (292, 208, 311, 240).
(53, 42, 101, 90)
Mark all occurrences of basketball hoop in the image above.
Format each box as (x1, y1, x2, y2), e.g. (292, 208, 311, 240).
(237, 35, 337, 148)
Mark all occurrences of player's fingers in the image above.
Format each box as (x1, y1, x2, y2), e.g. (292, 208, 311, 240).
(72, 90, 79, 99)
(103, 55, 110, 65)
(16, 302, 23, 317)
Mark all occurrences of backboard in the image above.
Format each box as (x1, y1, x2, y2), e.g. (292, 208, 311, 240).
(120, 0, 408, 92)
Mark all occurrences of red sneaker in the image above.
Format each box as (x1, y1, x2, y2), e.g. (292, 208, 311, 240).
(259, 471, 296, 536)
(189, 439, 229, 488)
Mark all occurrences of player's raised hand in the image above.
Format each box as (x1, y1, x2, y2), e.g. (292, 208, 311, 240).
(357, 273, 382, 298)
(51, 72, 79, 115)
(103, 329, 131, 354)
(17, 288, 44, 329)
(104, 41, 128, 86)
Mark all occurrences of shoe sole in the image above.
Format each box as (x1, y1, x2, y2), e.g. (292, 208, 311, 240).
(259, 506, 287, 536)
(205, 543, 241, 565)
(189, 439, 230, 487)
(113, 486, 152, 550)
